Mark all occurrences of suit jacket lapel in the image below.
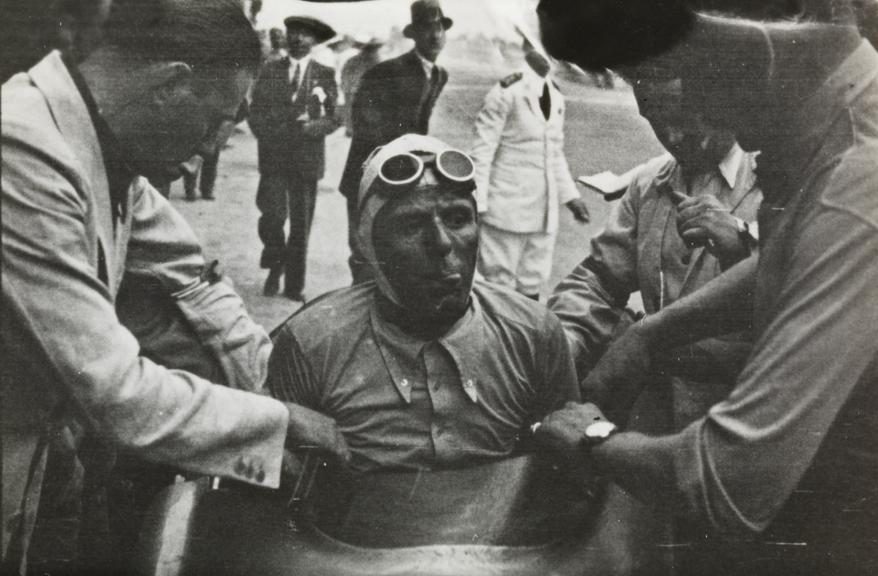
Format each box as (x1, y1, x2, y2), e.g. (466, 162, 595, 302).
(30, 51, 118, 292)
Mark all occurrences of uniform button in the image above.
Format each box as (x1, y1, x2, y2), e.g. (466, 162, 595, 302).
(234, 458, 247, 476)
(255, 469, 266, 483)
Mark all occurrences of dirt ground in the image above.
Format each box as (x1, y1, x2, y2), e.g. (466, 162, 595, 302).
(168, 69, 664, 333)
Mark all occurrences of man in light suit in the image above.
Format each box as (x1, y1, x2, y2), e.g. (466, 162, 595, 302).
(249, 16, 340, 301)
(1, 1, 348, 572)
(339, 0, 451, 283)
(471, 42, 589, 300)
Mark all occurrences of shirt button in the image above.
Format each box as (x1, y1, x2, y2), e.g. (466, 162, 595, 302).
(234, 458, 247, 476)
(464, 379, 474, 389)
(255, 469, 266, 483)
(400, 378, 409, 388)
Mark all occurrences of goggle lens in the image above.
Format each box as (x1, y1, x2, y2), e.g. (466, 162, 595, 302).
(379, 153, 423, 185)
(436, 149, 474, 182)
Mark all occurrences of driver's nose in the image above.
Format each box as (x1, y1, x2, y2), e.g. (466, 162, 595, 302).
(427, 217, 453, 256)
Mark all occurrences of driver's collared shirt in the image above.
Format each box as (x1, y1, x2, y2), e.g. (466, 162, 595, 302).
(269, 280, 579, 472)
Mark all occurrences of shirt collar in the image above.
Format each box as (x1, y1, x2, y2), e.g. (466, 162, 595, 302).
(288, 54, 311, 72)
(522, 66, 550, 91)
(717, 142, 745, 189)
(655, 142, 744, 195)
(369, 294, 481, 404)
(413, 49, 435, 78)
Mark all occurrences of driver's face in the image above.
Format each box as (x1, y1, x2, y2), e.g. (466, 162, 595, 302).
(373, 169, 477, 321)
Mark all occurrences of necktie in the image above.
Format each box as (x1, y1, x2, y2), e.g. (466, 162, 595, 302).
(539, 82, 551, 120)
(418, 66, 441, 131)
(290, 62, 300, 100)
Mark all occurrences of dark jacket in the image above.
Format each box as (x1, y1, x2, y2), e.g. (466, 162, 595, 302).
(339, 49, 448, 198)
(249, 57, 338, 179)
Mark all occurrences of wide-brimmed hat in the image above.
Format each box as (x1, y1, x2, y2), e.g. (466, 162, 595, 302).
(352, 34, 385, 50)
(283, 16, 336, 43)
(403, 0, 453, 38)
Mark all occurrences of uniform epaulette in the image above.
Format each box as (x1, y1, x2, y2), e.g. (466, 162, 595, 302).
(499, 72, 523, 88)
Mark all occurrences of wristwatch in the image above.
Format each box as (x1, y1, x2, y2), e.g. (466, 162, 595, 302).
(583, 420, 618, 446)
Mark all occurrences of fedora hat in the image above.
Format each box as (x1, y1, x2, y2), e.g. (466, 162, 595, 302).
(403, 0, 453, 38)
(283, 16, 336, 43)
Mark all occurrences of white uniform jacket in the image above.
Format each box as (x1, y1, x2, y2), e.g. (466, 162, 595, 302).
(470, 68, 579, 234)
(1, 52, 288, 564)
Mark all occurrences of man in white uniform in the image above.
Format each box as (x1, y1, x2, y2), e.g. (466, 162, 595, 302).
(471, 41, 589, 300)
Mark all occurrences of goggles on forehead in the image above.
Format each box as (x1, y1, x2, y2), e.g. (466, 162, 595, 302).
(377, 149, 475, 188)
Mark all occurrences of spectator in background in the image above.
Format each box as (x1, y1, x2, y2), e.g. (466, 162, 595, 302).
(249, 16, 339, 301)
(471, 40, 589, 301)
(339, 0, 451, 284)
(340, 36, 384, 136)
(266, 26, 288, 61)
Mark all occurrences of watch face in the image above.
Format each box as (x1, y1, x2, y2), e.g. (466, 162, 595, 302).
(585, 420, 617, 440)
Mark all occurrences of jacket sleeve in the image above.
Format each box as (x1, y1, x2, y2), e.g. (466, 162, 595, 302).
(305, 65, 341, 137)
(124, 177, 273, 394)
(1, 128, 288, 488)
(351, 66, 399, 145)
(248, 61, 280, 141)
(469, 83, 510, 213)
(548, 173, 645, 379)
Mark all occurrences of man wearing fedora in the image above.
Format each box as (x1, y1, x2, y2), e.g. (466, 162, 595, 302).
(250, 16, 339, 301)
(339, 0, 451, 284)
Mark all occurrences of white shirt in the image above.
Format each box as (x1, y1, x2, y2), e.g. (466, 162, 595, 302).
(414, 49, 436, 79)
(287, 55, 311, 85)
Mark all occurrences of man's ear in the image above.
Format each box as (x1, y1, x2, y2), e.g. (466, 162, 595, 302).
(143, 61, 193, 106)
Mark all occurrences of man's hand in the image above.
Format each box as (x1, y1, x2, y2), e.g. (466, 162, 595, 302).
(285, 402, 351, 465)
(579, 320, 653, 421)
(673, 192, 747, 261)
(533, 401, 608, 453)
(565, 197, 591, 223)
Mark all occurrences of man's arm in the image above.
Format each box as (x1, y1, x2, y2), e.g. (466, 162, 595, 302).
(542, 195, 878, 536)
(579, 254, 755, 415)
(124, 177, 273, 393)
(548, 172, 644, 380)
(1, 138, 289, 487)
(469, 82, 510, 213)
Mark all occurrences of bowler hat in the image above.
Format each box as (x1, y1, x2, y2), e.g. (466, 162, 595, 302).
(283, 16, 336, 43)
(403, 0, 453, 38)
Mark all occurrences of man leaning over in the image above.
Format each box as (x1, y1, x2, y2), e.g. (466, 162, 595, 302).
(549, 73, 761, 573)
(535, 1, 878, 573)
(1, 1, 348, 572)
